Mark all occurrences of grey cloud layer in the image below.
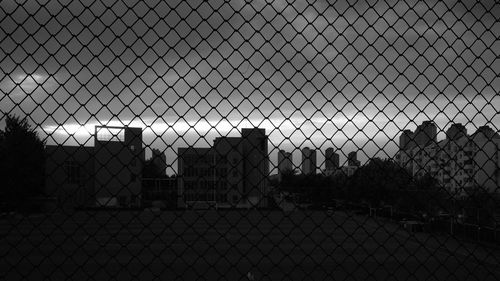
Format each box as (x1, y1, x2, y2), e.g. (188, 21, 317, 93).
(1, 0, 499, 148)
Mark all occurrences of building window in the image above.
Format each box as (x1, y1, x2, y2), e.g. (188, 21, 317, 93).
(65, 161, 81, 185)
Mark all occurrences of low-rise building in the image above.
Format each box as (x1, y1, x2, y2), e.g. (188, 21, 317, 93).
(94, 126, 144, 207)
(45, 145, 94, 209)
(177, 147, 215, 209)
(177, 128, 269, 209)
(213, 137, 245, 207)
(45, 126, 145, 208)
(142, 177, 177, 209)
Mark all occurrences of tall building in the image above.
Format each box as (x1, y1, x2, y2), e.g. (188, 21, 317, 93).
(348, 151, 360, 167)
(324, 147, 340, 176)
(396, 122, 500, 198)
(151, 148, 166, 176)
(302, 147, 317, 175)
(399, 121, 437, 150)
(325, 147, 340, 170)
(278, 150, 293, 178)
(474, 125, 500, 140)
(470, 126, 500, 194)
(399, 129, 416, 150)
(414, 121, 437, 147)
(397, 121, 437, 175)
(446, 123, 467, 140)
(241, 128, 269, 208)
(178, 128, 269, 208)
(94, 126, 144, 207)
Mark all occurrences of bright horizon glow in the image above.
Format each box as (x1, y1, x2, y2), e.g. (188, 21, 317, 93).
(39, 117, 407, 175)
(41, 115, 404, 144)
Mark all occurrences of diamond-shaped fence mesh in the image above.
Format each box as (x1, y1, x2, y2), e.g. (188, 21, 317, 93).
(1, 0, 500, 279)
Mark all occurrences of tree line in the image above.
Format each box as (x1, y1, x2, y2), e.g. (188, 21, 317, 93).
(273, 158, 499, 225)
(0, 115, 45, 212)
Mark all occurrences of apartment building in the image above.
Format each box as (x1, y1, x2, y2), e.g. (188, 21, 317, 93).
(397, 122, 500, 198)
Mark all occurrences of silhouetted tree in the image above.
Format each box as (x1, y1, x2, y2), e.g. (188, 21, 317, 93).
(305, 174, 334, 203)
(0, 115, 46, 210)
(277, 170, 338, 204)
(279, 169, 298, 185)
(346, 158, 412, 206)
(331, 173, 348, 199)
(460, 188, 498, 226)
(142, 159, 165, 178)
(395, 173, 447, 216)
(416, 173, 448, 214)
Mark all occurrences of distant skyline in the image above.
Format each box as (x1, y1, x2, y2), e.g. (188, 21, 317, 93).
(1, 0, 499, 173)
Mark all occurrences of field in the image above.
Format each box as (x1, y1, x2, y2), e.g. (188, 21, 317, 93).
(1, 210, 499, 280)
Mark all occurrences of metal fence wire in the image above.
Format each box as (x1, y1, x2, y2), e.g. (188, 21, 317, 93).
(1, 0, 500, 280)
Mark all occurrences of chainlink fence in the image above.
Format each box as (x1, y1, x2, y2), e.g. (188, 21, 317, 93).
(1, 0, 500, 279)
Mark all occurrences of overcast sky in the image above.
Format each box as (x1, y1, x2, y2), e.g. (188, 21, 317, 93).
(1, 0, 499, 174)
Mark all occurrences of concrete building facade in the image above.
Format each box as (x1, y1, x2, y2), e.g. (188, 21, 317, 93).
(45, 145, 95, 209)
(177, 147, 215, 208)
(45, 126, 145, 208)
(177, 128, 270, 208)
(242, 128, 269, 207)
(398, 121, 438, 151)
(94, 126, 144, 207)
(213, 137, 245, 207)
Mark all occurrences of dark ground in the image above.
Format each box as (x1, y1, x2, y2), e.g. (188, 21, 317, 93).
(1, 209, 499, 280)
